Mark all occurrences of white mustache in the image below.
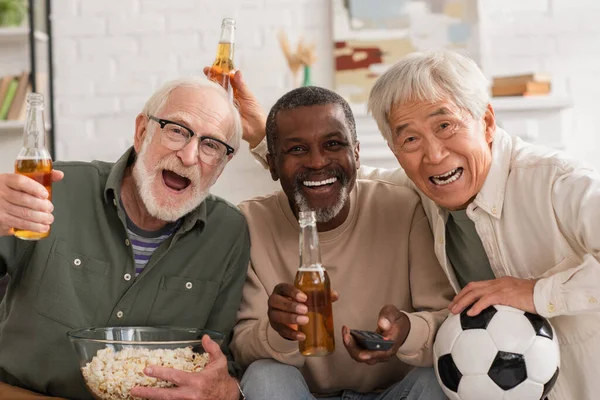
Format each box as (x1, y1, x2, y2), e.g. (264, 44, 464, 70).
(154, 155, 200, 182)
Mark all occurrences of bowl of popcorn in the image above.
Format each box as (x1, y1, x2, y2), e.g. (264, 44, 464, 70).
(67, 326, 224, 400)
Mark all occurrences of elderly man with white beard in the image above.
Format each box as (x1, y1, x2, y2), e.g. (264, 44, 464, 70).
(0, 77, 250, 400)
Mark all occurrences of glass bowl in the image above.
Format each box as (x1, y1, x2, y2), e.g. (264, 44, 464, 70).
(67, 326, 224, 400)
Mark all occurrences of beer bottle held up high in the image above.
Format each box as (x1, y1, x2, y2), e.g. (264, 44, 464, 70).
(14, 93, 52, 241)
(207, 18, 236, 100)
(294, 211, 335, 356)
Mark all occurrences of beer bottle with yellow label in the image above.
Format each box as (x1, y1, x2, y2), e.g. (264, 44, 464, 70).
(14, 93, 52, 240)
(294, 211, 335, 356)
(207, 18, 236, 100)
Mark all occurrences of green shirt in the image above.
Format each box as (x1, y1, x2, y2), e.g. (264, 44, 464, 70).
(0, 149, 250, 399)
(445, 209, 496, 289)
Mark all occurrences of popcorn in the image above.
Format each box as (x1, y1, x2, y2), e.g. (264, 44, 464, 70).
(81, 347, 209, 400)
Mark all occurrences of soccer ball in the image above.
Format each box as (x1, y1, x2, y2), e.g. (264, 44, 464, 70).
(433, 305, 560, 400)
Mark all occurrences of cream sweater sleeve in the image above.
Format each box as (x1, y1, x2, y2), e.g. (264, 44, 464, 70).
(396, 204, 454, 367)
(231, 262, 305, 368)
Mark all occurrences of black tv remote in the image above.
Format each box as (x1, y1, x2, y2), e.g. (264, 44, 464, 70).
(350, 329, 394, 351)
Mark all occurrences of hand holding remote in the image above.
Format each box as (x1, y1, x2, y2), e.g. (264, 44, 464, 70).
(342, 304, 411, 365)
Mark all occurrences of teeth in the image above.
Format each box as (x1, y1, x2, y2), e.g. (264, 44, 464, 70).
(431, 168, 462, 186)
(303, 177, 338, 187)
(433, 168, 458, 179)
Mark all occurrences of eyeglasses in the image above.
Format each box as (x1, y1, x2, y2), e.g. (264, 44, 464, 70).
(148, 115, 235, 166)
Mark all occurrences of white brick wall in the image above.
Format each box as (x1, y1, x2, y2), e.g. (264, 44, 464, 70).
(51, 0, 600, 204)
(481, 0, 600, 166)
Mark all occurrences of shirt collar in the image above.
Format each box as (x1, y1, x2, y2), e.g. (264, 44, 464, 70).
(472, 128, 512, 219)
(103, 147, 207, 233)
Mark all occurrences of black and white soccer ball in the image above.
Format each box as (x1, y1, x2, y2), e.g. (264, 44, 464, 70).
(433, 305, 560, 400)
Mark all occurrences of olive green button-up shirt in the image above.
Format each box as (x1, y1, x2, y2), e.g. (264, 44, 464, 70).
(0, 149, 250, 400)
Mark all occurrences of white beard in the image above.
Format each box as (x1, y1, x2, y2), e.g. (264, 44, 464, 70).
(293, 185, 349, 223)
(132, 138, 209, 222)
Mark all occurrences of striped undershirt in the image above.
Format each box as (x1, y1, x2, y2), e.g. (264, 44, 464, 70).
(125, 214, 180, 277)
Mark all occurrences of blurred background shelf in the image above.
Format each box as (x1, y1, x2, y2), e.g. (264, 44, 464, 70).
(0, 26, 48, 43)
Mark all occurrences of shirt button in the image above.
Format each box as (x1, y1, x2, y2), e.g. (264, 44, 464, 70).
(492, 207, 497, 214)
(547, 303, 555, 313)
(438, 237, 444, 244)
(185, 282, 193, 290)
(589, 297, 598, 304)
(116, 311, 124, 318)
(124, 273, 132, 281)
(73, 258, 81, 266)
(125, 239, 130, 246)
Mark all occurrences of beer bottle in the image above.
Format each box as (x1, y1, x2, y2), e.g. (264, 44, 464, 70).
(294, 211, 335, 356)
(14, 93, 53, 241)
(207, 18, 236, 100)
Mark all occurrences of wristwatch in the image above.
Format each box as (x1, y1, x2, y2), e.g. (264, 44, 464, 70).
(236, 380, 247, 400)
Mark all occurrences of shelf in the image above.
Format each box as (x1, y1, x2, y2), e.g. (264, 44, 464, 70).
(0, 120, 51, 134)
(491, 96, 573, 112)
(0, 27, 48, 43)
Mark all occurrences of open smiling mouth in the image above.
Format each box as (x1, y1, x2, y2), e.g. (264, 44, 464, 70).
(429, 167, 463, 186)
(302, 177, 338, 189)
(162, 170, 191, 192)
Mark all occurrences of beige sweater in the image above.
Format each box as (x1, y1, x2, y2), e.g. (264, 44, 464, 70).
(233, 180, 454, 395)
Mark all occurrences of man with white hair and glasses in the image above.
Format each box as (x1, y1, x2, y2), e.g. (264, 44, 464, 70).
(242, 50, 600, 400)
(0, 77, 250, 400)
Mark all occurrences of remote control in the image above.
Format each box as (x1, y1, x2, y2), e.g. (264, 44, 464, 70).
(350, 329, 394, 351)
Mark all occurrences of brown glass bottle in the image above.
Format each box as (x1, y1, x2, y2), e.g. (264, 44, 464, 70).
(207, 18, 236, 100)
(294, 211, 335, 356)
(14, 93, 52, 241)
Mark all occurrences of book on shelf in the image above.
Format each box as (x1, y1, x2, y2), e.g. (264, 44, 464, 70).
(0, 78, 18, 120)
(491, 81, 551, 97)
(7, 71, 30, 120)
(0, 71, 39, 121)
(492, 73, 551, 87)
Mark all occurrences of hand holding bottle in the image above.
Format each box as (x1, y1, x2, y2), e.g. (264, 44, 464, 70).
(0, 170, 63, 237)
(267, 283, 339, 342)
(203, 68, 267, 149)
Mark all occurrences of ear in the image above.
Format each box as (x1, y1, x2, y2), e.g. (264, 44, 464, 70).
(266, 153, 279, 182)
(353, 141, 360, 169)
(483, 104, 497, 144)
(134, 113, 149, 152)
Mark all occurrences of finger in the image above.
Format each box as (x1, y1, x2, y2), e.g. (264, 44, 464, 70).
(2, 190, 53, 212)
(273, 283, 307, 302)
(268, 309, 309, 326)
(130, 385, 186, 400)
(5, 174, 49, 199)
(51, 170, 64, 182)
(231, 70, 247, 94)
(203, 67, 210, 76)
(0, 213, 50, 234)
(268, 294, 308, 315)
(331, 290, 339, 303)
(341, 326, 363, 362)
(377, 305, 402, 333)
(272, 322, 305, 341)
(5, 202, 54, 225)
(142, 366, 191, 387)
(467, 295, 497, 317)
(449, 280, 491, 309)
(450, 290, 483, 315)
(203, 334, 226, 365)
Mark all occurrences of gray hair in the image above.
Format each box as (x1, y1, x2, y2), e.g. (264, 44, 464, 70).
(266, 86, 357, 155)
(367, 50, 490, 145)
(141, 77, 242, 153)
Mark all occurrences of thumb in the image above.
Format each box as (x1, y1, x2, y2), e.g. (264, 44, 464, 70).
(203, 66, 210, 76)
(331, 290, 339, 303)
(232, 70, 249, 97)
(51, 169, 64, 182)
(202, 335, 225, 364)
(377, 305, 401, 334)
